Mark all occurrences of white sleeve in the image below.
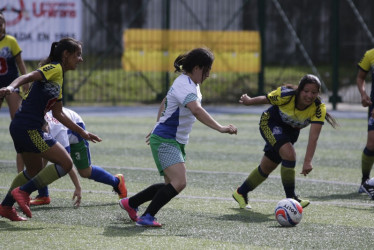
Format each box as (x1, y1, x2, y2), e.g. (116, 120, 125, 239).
(53, 129, 70, 149)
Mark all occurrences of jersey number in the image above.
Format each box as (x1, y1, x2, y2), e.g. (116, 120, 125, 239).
(0, 57, 8, 75)
(75, 152, 81, 160)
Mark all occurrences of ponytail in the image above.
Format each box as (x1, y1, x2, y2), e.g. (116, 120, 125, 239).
(39, 38, 82, 67)
(325, 112, 338, 129)
(173, 55, 185, 73)
(39, 42, 59, 66)
(173, 47, 214, 74)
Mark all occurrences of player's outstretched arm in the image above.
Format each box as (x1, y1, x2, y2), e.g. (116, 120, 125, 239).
(239, 94, 269, 106)
(300, 123, 322, 176)
(68, 167, 82, 208)
(51, 102, 102, 143)
(187, 100, 237, 134)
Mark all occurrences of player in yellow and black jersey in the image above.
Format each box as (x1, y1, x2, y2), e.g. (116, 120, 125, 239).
(232, 74, 337, 209)
(0, 11, 28, 172)
(356, 48, 374, 197)
(0, 38, 101, 221)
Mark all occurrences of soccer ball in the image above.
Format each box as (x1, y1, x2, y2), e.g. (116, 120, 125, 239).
(274, 198, 303, 227)
(367, 178, 374, 186)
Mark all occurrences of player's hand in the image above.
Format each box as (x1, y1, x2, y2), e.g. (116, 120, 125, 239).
(239, 94, 252, 106)
(220, 124, 237, 135)
(0, 86, 14, 98)
(0, 88, 6, 98)
(300, 163, 313, 176)
(361, 93, 372, 107)
(80, 131, 102, 143)
(72, 188, 82, 208)
(145, 131, 151, 145)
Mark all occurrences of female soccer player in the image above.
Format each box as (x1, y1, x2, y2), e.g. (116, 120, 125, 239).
(232, 74, 337, 209)
(0, 37, 101, 221)
(356, 48, 374, 198)
(119, 47, 237, 227)
(0, 12, 28, 172)
(30, 107, 127, 206)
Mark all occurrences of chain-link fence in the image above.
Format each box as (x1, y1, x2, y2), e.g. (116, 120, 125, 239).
(18, 0, 374, 106)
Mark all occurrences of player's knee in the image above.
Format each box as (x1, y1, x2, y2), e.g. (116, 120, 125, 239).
(366, 142, 374, 151)
(60, 158, 73, 172)
(172, 179, 186, 192)
(280, 151, 296, 161)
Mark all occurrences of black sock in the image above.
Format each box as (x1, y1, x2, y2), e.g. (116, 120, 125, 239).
(129, 183, 165, 208)
(143, 183, 178, 217)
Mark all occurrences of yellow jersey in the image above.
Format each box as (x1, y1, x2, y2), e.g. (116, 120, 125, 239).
(357, 48, 374, 98)
(0, 35, 22, 86)
(266, 86, 326, 129)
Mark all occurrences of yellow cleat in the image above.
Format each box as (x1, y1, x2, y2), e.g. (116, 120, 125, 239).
(293, 196, 310, 208)
(232, 189, 251, 209)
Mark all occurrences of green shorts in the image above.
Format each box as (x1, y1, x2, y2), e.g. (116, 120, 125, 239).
(70, 140, 91, 170)
(150, 134, 186, 176)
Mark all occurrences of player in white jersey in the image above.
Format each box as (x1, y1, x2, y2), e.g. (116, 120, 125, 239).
(119, 47, 237, 227)
(30, 107, 127, 206)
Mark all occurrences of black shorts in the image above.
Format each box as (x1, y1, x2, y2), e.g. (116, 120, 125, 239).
(10, 122, 56, 153)
(259, 112, 300, 164)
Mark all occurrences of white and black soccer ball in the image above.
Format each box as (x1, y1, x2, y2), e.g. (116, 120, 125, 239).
(367, 178, 374, 186)
(274, 198, 303, 227)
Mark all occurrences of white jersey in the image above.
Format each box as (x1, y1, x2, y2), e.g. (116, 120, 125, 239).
(44, 107, 85, 149)
(152, 74, 202, 144)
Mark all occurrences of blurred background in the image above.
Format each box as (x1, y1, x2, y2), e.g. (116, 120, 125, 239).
(2, 0, 374, 108)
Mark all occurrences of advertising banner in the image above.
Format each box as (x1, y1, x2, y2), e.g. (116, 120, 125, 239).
(1, 0, 82, 60)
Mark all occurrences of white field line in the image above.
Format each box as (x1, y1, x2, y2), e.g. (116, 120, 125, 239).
(1, 161, 371, 208)
(0, 160, 358, 187)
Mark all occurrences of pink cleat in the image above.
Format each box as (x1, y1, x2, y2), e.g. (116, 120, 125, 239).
(11, 187, 32, 218)
(119, 198, 138, 222)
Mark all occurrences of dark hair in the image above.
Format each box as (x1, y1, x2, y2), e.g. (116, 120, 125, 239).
(39, 37, 82, 67)
(0, 12, 5, 34)
(296, 74, 321, 95)
(296, 74, 338, 128)
(173, 47, 214, 77)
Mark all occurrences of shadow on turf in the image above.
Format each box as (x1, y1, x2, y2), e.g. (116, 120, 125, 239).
(29, 202, 118, 212)
(215, 208, 273, 223)
(307, 192, 367, 201)
(103, 225, 150, 237)
(0, 221, 44, 231)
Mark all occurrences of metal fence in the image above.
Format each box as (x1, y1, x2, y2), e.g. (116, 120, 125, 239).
(56, 0, 374, 106)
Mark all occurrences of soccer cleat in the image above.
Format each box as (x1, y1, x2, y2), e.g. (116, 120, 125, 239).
(293, 196, 310, 208)
(362, 180, 374, 199)
(30, 196, 51, 206)
(0, 205, 27, 221)
(359, 178, 369, 194)
(232, 189, 252, 209)
(358, 185, 365, 194)
(136, 213, 162, 227)
(119, 198, 138, 222)
(11, 187, 32, 218)
(114, 174, 127, 199)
